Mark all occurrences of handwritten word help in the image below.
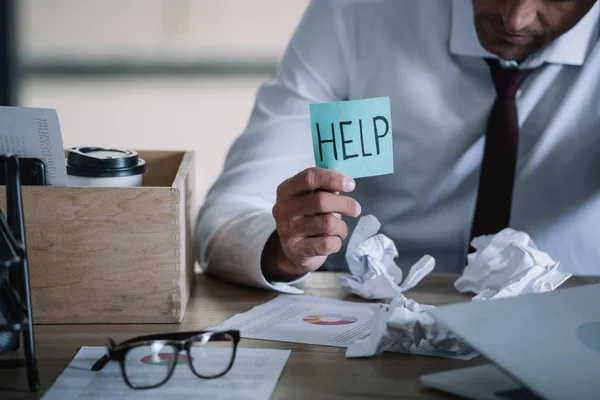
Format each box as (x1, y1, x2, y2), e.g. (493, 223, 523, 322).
(309, 97, 393, 179)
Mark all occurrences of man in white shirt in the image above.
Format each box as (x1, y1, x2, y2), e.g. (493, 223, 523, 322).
(195, 0, 600, 293)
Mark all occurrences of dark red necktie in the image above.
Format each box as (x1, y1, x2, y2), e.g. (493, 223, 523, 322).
(470, 59, 534, 239)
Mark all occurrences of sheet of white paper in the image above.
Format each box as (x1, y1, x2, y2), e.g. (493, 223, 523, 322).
(399, 255, 435, 291)
(472, 263, 571, 300)
(210, 295, 472, 360)
(210, 295, 375, 347)
(455, 228, 571, 298)
(346, 297, 478, 361)
(344, 214, 381, 277)
(338, 215, 435, 299)
(42, 346, 290, 400)
(0, 106, 68, 186)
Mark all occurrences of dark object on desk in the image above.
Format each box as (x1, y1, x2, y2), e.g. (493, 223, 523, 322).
(0, 157, 46, 186)
(0, 155, 40, 392)
(91, 330, 240, 390)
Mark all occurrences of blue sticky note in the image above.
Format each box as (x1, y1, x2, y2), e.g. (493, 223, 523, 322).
(309, 97, 393, 179)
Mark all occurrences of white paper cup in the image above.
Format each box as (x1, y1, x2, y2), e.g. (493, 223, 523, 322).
(67, 173, 144, 187)
(66, 147, 147, 187)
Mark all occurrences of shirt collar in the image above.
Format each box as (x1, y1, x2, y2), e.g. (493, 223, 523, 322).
(450, 0, 600, 69)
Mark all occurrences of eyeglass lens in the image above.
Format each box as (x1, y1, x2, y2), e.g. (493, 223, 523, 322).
(123, 343, 178, 389)
(120, 332, 236, 388)
(189, 332, 235, 378)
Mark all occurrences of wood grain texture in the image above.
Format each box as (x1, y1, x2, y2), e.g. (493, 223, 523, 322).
(171, 151, 197, 322)
(138, 150, 183, 187)
(0, 151, 196, 324)
(2, 272, 596, 399)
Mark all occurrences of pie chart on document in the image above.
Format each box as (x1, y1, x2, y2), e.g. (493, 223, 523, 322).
(303, 313, 358, 326)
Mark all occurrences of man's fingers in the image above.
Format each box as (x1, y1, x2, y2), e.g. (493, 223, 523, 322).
(280, 191, 361, 218)
(290, 214, 348, 239)
(271, 168, 359, 274)
(277, 168, 355, 198)
(292, 236, 343, 259)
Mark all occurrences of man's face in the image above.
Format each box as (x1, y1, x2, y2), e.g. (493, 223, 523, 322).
(472, 0, 597, 62)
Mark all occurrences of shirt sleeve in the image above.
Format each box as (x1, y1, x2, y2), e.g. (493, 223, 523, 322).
(194, 0, 351, 292)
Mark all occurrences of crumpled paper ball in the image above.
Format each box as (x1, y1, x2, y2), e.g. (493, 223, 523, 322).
(337, 215, 434, 299)
(346, 293, 475, 359)
(455, 228, 571, 299)
(344, 223, 571, 360)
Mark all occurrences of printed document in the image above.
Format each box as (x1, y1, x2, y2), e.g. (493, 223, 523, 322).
(211, 295, 476, 359)
(212, 295, 375, 347)
(42, 346, 290, 400)
(0, 106, 68, 186)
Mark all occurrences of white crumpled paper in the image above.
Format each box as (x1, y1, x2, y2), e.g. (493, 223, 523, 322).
(455, 228, 572, 300)
(337, 215, 435, 300)
(344, 220, 571, 360)
(346, 293, 476, 359)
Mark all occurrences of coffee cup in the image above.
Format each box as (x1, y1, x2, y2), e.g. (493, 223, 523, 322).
(66, 147, 147, 187)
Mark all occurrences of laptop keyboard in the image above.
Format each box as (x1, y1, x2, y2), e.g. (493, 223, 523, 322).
(495, 389, 542, 400)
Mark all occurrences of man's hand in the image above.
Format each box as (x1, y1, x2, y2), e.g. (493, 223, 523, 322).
(261, 167, 361, 282)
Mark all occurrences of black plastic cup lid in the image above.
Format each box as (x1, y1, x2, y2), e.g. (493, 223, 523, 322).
(66, 147, 147, 178)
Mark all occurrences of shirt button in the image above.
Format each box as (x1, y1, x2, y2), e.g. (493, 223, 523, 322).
(516, 89, 523, 98)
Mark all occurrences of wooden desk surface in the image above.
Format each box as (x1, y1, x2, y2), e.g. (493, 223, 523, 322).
(2, 272, 596, 399)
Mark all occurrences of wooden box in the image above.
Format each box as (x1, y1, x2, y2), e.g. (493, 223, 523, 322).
(0, 151, 197, 324)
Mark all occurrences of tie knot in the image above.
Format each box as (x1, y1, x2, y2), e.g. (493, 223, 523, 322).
(485, 58, 534, 98)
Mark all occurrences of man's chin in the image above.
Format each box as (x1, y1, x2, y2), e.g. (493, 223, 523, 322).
(475, 19, 539, 62)
(480, 39, 530, 62)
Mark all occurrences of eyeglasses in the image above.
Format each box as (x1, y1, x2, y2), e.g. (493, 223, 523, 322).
(91, 330, 240, 389)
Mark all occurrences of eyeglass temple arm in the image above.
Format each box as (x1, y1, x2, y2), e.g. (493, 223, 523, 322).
(91, 338, 117, 371)
(91, 355, 109, 371)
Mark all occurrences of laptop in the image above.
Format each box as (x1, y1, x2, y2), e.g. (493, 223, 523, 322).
(420, 283, 600, 400)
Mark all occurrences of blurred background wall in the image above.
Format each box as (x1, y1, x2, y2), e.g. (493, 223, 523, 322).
(12, 0, 309, 199)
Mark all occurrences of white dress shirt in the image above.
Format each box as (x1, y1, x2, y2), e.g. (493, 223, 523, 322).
(195, 0, 600, 292)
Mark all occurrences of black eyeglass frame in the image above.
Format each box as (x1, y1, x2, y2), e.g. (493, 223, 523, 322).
(91, 330, 241, 390)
